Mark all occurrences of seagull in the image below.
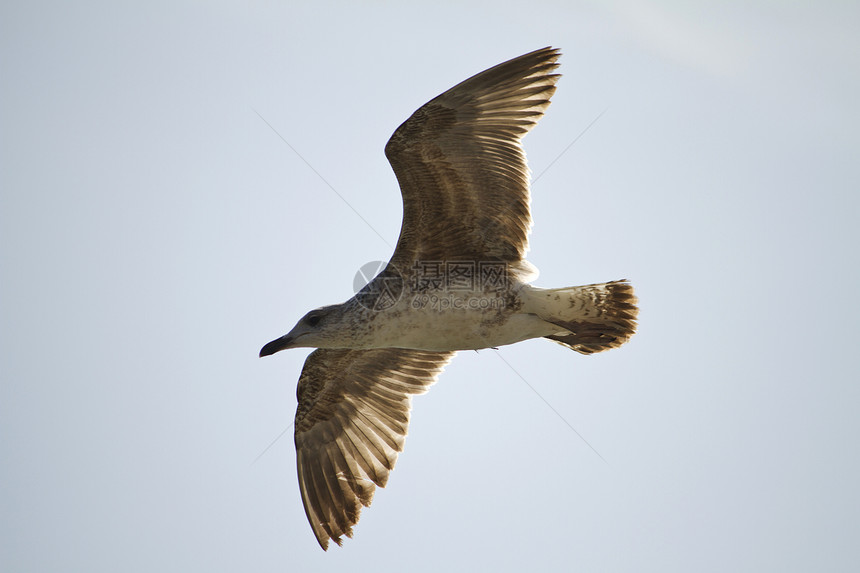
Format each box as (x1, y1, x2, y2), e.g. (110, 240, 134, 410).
(259, 46, 638, 550)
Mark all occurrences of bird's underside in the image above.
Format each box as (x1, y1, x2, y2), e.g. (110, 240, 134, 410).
(259, 46, 638, 550)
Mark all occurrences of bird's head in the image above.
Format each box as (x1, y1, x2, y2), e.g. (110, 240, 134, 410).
(259, 305, 344, 357)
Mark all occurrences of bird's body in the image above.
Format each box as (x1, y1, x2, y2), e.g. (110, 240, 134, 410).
(268, 280, 632, 352)
(260, 47, 638, 550)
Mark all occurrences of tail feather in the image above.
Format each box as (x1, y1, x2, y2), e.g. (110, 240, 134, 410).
(523, 280, 638, 355)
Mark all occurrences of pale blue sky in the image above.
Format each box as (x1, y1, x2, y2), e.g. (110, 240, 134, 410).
(2, 2, 859, 572)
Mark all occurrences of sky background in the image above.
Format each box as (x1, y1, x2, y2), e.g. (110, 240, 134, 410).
(2, 1, 859, 571)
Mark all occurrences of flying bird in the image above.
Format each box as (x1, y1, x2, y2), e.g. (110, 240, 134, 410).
(260, 47, 638, 550)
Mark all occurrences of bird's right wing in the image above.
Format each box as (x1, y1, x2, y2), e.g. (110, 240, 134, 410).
(293, 348, 455, 549)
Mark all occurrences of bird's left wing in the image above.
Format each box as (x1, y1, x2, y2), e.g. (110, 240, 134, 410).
(384, 47, 560, 270)
(293, 348, 455, 549)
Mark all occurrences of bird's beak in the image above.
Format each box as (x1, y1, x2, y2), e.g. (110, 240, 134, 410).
(259, 335, 294, 357)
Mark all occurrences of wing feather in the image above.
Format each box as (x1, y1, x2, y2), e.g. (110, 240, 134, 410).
(294, 348, 455, 549)
(384, 47, 561, 274)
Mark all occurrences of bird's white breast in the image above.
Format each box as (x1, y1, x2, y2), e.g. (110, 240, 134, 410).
(358, 291, 554, 351)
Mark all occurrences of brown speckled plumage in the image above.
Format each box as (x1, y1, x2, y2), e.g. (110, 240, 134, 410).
(259, 47, 638, 551)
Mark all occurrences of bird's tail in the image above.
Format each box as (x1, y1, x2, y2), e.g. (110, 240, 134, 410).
(522, 280, 638, 355)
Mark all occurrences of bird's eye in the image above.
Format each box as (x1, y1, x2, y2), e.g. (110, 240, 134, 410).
(306, 314, 322, 327)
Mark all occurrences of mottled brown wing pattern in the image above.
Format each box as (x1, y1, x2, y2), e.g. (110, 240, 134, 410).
(384, 47, 561, 268)
(293, 348, 455, 549)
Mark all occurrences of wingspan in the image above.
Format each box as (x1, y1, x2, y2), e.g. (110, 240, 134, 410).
(293, 348, 455, 549)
